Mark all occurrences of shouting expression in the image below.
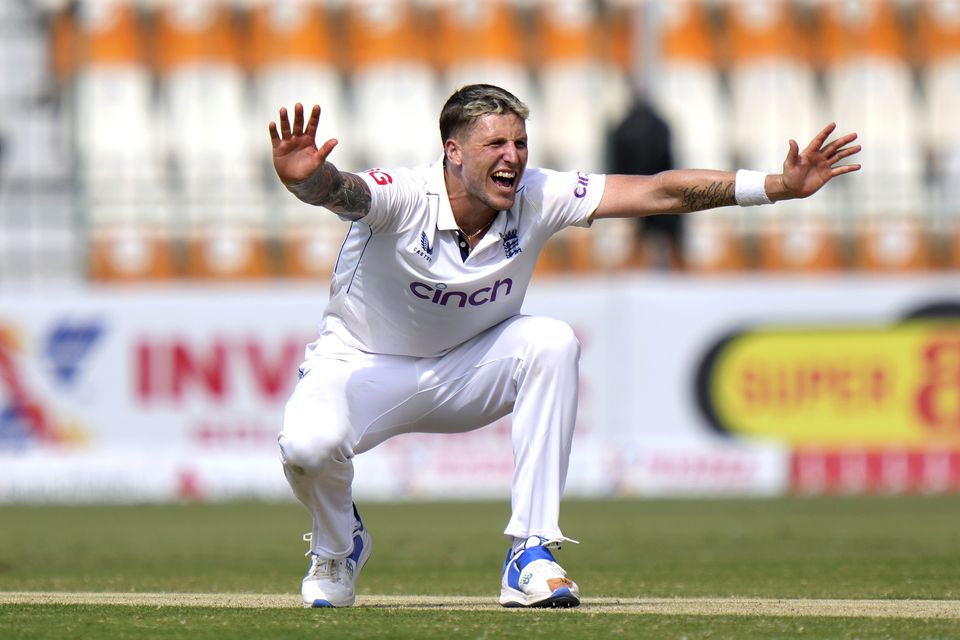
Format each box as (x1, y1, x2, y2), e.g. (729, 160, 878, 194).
(445, 113, 529, 216)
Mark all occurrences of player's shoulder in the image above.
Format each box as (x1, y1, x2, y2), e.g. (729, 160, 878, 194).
(356, 165, 430, 189)
(352, 162, 439, 229)
(518, 166, 600, 203)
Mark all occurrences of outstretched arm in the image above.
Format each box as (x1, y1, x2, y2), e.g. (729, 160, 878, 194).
(269, 103, 371, 219)
(592, 122, 861, 220)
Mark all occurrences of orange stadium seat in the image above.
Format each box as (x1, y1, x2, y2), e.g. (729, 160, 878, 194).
(818, 0, 930, 272)
(650, 0, 744, 272)
(756, 216, 847, 273)
(916, 0, 960, 268)
(49, 5, 78, 88)
(600, 1, 636, 138)
(70, 0, 175, 281)
(345, 0, 437, 169)
(250, 0, 350, 168)
(434, 0, 542, 165)
(248, 0, 350, 280)
(683, 212, 750, 273)
(535, 0, 639, 274)
(653, 0, 728, 169)
(155, 0, 269, 280)
(534, 0, 606, 172)
(725, 0, 842, 272)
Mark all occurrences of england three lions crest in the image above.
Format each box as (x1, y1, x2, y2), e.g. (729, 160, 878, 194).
(500, 228, 522, 258)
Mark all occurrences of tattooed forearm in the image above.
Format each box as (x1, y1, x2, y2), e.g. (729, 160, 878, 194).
(323, 173, 372, 218)
(677, 180, 736, 212)
(285, 164, 371, 219)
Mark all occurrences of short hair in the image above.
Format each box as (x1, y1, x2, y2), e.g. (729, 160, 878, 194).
(439, 84, 529, 144)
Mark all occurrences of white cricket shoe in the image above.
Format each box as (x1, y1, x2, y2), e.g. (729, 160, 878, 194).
(301, 503, 372, 608)
(499, 535, 581, 608)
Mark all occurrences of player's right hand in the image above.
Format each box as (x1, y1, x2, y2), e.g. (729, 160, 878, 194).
(269, 103, 339, 185)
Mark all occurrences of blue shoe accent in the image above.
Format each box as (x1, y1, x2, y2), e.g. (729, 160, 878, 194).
(499, 536, 581, 608)
(537, 587, 579, 608)
(349, 531, 365, 565)
(515, 545, 557, 569)
(352, 502, 363, 527)
(311, 599, 335, 608)
(349, 503, 366, 565)
(504, 543, 557, 591)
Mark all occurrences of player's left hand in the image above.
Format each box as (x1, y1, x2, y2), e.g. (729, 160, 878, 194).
(778, 123, 861, 199)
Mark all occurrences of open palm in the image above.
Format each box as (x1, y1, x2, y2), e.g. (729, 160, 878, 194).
(781, 122, 861, 199)
(268, 103, 339, 185)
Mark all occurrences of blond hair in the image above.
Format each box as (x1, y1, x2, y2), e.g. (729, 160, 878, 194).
(439, 84, 529, 143)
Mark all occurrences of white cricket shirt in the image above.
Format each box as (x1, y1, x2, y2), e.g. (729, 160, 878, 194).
(306, 160, 606, 359)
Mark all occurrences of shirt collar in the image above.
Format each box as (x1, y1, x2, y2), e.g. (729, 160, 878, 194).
(427, 159, 460, 232)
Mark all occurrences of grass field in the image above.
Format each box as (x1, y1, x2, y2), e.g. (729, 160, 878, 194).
(2, 496, 959, 638)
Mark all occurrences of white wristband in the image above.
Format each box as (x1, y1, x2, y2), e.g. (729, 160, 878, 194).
(734, 169, 772, 206)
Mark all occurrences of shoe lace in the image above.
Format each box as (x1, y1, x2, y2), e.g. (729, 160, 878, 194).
(537, 536, 580, 551)
(303, 534, 346, 583)
(307, 556, 344, 581)
(302, 532, 313, 556)
(518, 535, 580, 553)
(509, 535, 580, 567)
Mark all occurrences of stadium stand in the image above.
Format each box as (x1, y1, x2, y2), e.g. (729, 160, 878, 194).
(2, 0, 960, 282)
(600, 0, 636, 141)
(648, 0, 745, 272)
(71, 0, 175, 281)
(0, 1, 76, 284)
(535, 0, 606, 174)
(155, 0, 268, 279)
(819, 0, 929, 271)
(534, 0, 639, 274)
(725, 0, 843, 272)
(345, 0, 437, 169)
(917, 0, 960, 268)
(249, 0, 350, 279)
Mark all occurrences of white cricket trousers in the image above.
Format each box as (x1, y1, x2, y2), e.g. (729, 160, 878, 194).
(277, 314, 580, 557)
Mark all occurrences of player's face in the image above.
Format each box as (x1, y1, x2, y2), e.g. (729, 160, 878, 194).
(455, 113, 528, 213)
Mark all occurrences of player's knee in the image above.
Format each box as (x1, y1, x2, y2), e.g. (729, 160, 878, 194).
(278, 404, 349, 472)
(278, 429, 349, 473)
(278, 385, 351, 471)
(520, 317, 580, 364)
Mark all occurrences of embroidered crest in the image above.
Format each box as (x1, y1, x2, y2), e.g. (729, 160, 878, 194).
(501, 228, 522, 258)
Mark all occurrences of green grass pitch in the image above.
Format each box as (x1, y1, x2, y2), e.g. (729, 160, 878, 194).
(1, 496, 959, 639)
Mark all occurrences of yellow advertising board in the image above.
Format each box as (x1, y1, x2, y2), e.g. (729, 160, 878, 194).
(696, 320, 960, 446)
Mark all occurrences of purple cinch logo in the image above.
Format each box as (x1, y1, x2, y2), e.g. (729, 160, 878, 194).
(573, 172, 590, 198)
(409, 279, 513, 307)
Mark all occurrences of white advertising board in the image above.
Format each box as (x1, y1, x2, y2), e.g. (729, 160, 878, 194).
(1, 273, 958, 502)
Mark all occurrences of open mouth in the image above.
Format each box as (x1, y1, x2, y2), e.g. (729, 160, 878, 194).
(491, 170, 517, 190)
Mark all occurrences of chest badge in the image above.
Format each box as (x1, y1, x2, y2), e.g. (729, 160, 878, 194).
(501, 228, 522, 258)
(414, 231, 434, 263)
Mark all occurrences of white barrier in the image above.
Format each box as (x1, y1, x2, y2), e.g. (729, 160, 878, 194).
(1, 274, 958, 502)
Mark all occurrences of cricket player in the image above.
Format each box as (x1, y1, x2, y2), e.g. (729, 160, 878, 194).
(269, 84, 860, 608)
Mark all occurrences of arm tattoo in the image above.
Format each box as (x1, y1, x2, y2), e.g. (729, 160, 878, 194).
(677, 180, 736, 212)
(285, 164, 371, 219)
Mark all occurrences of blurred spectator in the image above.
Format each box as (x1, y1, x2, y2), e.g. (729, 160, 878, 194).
(609, 97, 681, 270)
